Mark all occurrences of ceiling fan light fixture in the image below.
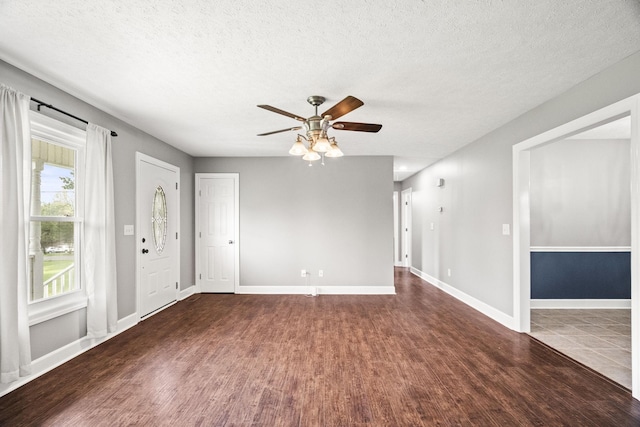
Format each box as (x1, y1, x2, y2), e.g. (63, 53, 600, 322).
(313, 134, 331, 152)
(325, 138, 344, 158)
(257, 95, 382, 164)
(302, 148, 321, 162)
(288, 135, 308, 156)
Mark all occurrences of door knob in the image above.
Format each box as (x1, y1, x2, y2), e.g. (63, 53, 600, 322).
(142, 248, 149, 254)
(228, 240, 234, 244)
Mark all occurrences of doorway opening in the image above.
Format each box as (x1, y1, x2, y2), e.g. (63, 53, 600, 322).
(527, 117, 631, 388)
(513, 94, 639, 397)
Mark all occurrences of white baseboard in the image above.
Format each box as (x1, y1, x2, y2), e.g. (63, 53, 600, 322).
(531, 299, 631, 309)
(0, 313, 138, 399)
(410, 267, 515, 330)
(179, 285, 197, 300)
(236, 285, 396, 295)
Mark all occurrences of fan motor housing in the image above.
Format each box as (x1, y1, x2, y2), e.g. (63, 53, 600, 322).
(307, 96, 325, 107)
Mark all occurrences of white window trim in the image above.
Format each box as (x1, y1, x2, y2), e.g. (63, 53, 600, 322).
(29, 111, 87, 326)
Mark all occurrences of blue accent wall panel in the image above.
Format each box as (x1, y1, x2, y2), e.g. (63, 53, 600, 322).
(531, 252, 630, 299)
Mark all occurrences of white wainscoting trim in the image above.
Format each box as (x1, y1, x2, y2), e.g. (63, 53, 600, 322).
(179, 285, 197, 300)
(530, 246, 631, 252)
(410, 267, 515, 330)
(236, 286, 396, 295)
(0, 313, 138, 399)
(531, 299, 631, 309)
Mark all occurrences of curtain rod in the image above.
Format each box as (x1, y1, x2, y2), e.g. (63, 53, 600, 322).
(30, 97, 118, 137)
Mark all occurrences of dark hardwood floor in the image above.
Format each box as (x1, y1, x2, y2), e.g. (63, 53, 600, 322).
(2, 268, 640, 426)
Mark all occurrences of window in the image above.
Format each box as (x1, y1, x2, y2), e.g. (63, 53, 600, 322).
(29, 112, 86, 323)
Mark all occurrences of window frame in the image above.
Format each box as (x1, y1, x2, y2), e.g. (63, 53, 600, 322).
(28, 111, 87, 326)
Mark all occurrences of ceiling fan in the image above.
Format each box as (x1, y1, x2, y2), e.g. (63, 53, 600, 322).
(257, 95, 382, 162)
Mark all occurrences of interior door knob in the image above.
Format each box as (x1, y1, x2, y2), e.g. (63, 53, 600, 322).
(228, 240, 234, 244)
(142, 248, 149, 254)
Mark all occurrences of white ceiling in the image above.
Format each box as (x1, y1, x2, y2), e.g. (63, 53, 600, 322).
(1, 1, 639, 181)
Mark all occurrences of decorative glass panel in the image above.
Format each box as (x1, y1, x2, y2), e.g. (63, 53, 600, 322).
(152, 186, 168, 253)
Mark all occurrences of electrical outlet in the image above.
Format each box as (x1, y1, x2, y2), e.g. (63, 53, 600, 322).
(301, 269, 307, 278)
(447, 268, 451, 277)
(318, 270, 323, 278)
(430, 222, 434, 231)
(502, 224, 511, 235)
(124, 224, 134, 236)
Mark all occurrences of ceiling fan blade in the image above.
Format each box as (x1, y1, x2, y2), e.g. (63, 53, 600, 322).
(322, 96, 364, 120)
(257, 105, 306, 122)
(332, 122, 382, 133)
(257, 126, 302, 136)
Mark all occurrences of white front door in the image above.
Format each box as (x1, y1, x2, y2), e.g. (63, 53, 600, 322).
(136, 153, 180, 317)
(196, 173, 239, 293)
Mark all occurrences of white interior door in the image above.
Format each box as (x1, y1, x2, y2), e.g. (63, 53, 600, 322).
(401, 188, 412, 268)
(196, 173, 239, 293)
(136, 153, 180, 317)
(393, 191, 400, 266)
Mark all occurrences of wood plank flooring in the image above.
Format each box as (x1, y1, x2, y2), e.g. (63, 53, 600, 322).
(2, 268, 640, 426)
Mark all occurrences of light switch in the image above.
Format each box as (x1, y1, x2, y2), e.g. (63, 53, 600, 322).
(124, 224, 134, 236)
(430, 222, 434, 230)
(502, 224, 510, 235)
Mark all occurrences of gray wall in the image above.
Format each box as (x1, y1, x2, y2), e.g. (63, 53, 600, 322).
(529, 138, 631, 301)
(194, 156, 394, 288)
(530, 138, 630, 247)
(403, 51, 640, 316)
(1, 59, 196, 358)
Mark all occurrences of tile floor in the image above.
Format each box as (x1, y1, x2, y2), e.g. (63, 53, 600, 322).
(530, 309, 631, 389)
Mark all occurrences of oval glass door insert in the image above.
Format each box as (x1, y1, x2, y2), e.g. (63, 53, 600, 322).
(152, 185, 168, 253)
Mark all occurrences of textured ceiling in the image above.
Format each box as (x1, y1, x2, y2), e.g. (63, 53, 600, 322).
(1, 1, 639, 180)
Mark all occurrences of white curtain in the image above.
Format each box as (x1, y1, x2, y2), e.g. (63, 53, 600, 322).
(0, 84, 32, 383)
(83, 124, 117, 338)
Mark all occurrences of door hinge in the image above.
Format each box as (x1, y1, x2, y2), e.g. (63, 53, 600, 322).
(176, 232, 178, 239)
(405, 254, 408, 258)
(176, 282, 178, 289)
(199, 231, 201, 238)
(176, 182, 178, 190)
(199, 190, 201, 196)
(199, 273, 202, 280)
